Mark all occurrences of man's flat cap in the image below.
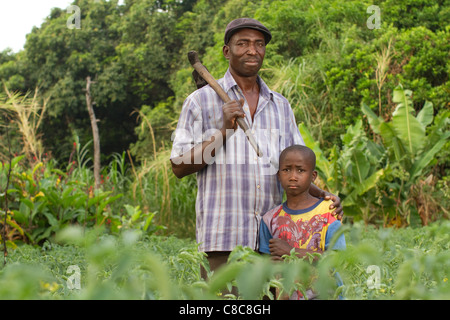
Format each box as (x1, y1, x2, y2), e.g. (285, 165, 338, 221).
(224, 18, 272, 45)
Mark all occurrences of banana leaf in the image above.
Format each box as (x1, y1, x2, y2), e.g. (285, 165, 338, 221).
(416, 101, 434, 128)
(379, 122, 406, 163)
(361, 102, 383, 134)
(343, 168, 384, 206)
(409, 131, 450, 180)
(392, 86, 425, 155)
(299, 122, 334, 180)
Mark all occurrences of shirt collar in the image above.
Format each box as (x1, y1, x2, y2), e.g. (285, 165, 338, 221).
(222, 68, 273, 101)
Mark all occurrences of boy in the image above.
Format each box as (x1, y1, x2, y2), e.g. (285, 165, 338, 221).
(259, 145, 346, 299)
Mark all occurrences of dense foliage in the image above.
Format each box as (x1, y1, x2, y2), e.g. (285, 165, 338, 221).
(0, 0, 448, 159)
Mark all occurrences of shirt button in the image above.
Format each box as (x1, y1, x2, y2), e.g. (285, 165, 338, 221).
(257, 185, 260, 189)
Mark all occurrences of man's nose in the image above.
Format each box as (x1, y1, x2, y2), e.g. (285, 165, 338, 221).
(247, 43, 257, 55)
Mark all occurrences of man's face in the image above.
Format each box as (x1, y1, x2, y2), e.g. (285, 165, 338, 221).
(223, 28, 266, 77)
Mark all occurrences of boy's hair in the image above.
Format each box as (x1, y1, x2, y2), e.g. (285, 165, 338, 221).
(279, 145, 316, 169)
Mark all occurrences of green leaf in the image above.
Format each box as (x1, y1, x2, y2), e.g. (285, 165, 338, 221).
(357, 169, 384, 196)
(298, 122, 334, 181)
(43, 211, 58, 227)
(392, 86, 425, 155)
(409, 131, 450, 180)
(379, 122, 405, 162)
(361, 102, 383, 135)
(207, 262, 242, 295)
(236, 259, 272, 299)
(20, 198, 34, 211)
(11, 155, 25, 168)
(416, 101, 434, 128)
(351, 149, 370, 184)
(143, 212, 156, 231)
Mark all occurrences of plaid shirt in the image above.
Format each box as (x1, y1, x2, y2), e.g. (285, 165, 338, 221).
(171, 69, 304, 252)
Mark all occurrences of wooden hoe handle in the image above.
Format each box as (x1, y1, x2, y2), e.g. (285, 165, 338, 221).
(188, 51, 263, 157)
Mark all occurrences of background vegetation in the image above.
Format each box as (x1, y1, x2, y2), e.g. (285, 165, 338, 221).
(0, 0, 448, 300)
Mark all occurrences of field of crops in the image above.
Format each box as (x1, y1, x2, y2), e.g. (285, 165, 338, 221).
(1, 220, 448, 300)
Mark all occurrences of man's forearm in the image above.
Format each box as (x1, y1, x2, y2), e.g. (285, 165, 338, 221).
(309, 183, 325, 198)
(171, 128, 228, 179)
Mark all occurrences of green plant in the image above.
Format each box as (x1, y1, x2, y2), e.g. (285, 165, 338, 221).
(2, 221, 449, 300)
(117, 204, 165, 234)
(300, 85, 448, 226)
(362, 85, 450, 225)
(0, 155, 120, 244)
(127, 148, 197, 238)
(0, 146, 167, 244)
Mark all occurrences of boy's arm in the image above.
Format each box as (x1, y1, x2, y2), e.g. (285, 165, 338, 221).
(325, 220, 346, 251)
(269, 238, 323, 262)
(258, 220, 272, 254)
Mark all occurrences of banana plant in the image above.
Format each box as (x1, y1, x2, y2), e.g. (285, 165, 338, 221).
(362, 85, 449, 224)
(300, 85, 448, 224)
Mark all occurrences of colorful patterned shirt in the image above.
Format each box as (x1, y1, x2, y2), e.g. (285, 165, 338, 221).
(171, 69, 304, 252)
(259, 199, 346, 254)
(259, 198, 346, 300)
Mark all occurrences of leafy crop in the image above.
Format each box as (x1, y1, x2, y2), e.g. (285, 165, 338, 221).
(1, 221, 448, 300)
(0, 147, 164, 246)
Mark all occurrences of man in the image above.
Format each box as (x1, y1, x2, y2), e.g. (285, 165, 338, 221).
(170, 18, 342, 279)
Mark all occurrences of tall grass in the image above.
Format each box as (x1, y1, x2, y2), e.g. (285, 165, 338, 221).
(127, 148, 197, 239)
(262, 56, 337, 149)
(0, 86, 48, 163)
(127, 107, 197, 238)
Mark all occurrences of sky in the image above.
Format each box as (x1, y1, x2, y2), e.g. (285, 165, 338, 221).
(0, 0, 123, 53)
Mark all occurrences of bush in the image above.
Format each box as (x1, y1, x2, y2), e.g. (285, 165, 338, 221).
(0, 146, 164, 246)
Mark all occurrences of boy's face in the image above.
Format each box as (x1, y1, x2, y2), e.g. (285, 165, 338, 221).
(277, 149, 317, 197)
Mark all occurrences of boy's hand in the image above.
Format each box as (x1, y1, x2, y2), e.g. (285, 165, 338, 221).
(323, 192, 343, 221)
(268, 238, 292, 260)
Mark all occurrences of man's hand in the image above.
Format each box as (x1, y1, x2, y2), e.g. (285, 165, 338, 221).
(309, 184, 343, 221)
(323, 192, 343, 221)
(222, 98, 245, 131)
